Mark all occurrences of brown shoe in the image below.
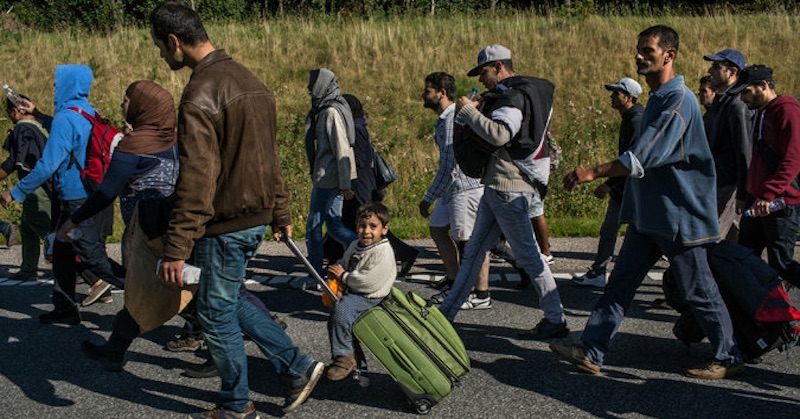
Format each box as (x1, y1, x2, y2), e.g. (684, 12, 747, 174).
(82, 279, 112, 306)
(549, 343, 601, 375)
(324, 353, 356, 381)
(686, 360, 744, 380)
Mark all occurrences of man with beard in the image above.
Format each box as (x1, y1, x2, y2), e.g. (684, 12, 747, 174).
(419, 72, 491, 310)
(732, 65, 800, 278)
(553, 25, 743, 379)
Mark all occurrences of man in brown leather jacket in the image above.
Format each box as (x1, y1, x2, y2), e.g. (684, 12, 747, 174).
(150, 2, 323, 418)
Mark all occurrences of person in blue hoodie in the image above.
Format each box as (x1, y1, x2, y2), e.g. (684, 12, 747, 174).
(1, 64, 120, 325)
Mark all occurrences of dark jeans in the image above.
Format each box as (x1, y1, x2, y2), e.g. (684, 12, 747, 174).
(51, 199, 119, 311)
(581, 226, 741, 367)
(19, 187, 52, 274)
(738, 202, 800, 276)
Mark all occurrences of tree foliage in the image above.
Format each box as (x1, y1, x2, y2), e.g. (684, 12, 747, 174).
(0, 0, 797, 31)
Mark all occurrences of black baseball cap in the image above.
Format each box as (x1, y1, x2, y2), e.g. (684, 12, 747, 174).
(728, 64, 774, 95)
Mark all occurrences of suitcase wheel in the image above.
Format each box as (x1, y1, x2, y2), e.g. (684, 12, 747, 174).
(413, 398, 434, 415)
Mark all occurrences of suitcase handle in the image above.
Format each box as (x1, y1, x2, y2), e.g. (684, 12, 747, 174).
(385, 337, 421, 376)
(406, 291, 431, 319)
(281, 234, 340, 304)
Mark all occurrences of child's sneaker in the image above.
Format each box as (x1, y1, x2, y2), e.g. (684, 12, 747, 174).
(460, 293, 492, 310)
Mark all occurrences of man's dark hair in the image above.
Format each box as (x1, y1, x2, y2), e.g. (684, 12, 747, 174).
(357, 202, 390, 227)
(499, 59, 514, 73)
(424, 72, 456, 100)
(150, 1, 209, 46)
(639, 25, 679, 53)
(699, 75, 712, 86)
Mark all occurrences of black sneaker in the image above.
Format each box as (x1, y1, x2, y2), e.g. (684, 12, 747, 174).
(39, 308, 81, 325)
(82, 341, 125, 371)
(517, 318, 570, 340)
(183, 357, 219, 379)
(283, 361, 324, 413)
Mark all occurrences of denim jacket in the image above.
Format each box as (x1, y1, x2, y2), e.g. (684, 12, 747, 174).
(619, 76, 720, 246)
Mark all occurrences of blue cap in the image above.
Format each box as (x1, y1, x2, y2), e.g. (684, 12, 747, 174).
(703, 49, 746, 70)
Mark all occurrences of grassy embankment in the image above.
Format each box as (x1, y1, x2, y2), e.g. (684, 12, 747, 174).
(1, 12, 799, 241)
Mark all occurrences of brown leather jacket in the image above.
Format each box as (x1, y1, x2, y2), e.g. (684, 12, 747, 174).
(163, 49, 291, 260)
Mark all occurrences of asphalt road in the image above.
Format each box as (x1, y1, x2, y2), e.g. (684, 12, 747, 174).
(0, 238, 798, 418)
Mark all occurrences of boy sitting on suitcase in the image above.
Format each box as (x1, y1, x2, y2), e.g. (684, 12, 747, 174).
(325, 202, 397, 381)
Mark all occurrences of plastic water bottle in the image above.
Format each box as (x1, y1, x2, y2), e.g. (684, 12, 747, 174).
(454, 88, 480, 126)
(3, 84, 23, 108)
(743, 197, 786, 218)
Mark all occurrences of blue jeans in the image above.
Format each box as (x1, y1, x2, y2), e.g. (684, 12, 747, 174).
(328, 293, 382, 358)
(440, 188, 565, 323)
(581, 226, 741, 366)
(306, 187, 358, 275)
(194, 225, 315, 413)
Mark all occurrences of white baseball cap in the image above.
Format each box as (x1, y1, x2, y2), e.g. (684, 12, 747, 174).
(467, 44, 512, 77)
(604, 77, 643, 99)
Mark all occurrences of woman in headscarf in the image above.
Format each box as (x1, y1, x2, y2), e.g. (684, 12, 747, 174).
(304, 69, 359, 279)
(59, 80, 183, 370)
(323, 94, 419, 276)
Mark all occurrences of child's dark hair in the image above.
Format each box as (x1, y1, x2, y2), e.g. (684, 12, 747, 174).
(5, 94, 31, 111)
(357, 202, 390, 226)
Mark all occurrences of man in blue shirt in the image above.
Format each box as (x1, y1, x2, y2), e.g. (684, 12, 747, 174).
(552, 25, 743, 379)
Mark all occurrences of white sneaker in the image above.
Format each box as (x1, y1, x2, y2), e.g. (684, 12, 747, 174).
(572, 270, 607, 288)
(429, 286, 450, 304)
(460, 293, 492, 310)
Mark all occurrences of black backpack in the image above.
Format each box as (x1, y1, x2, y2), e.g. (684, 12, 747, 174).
(663, 240, 800, 361)
(453, 76, 554, 179)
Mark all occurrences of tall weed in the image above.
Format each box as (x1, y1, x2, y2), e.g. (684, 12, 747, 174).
(1, 12, 799, 238)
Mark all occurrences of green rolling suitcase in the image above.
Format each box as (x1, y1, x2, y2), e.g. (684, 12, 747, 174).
(352, 287, 470, 414)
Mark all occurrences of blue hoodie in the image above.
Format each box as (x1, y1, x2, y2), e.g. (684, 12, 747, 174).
(11, 64, 95, 202)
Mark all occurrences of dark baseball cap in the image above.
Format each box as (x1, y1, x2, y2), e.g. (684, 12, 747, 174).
(727, 64, 774, 95)
(703, 49, 746, 70)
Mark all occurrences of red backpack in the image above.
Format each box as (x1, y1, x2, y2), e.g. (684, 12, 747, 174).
(67, 107, 122, 186)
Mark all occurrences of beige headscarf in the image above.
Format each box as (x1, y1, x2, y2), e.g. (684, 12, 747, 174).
(115, 80, 176, 154)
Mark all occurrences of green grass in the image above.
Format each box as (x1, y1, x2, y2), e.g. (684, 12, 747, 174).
(2, 12, 799, 240)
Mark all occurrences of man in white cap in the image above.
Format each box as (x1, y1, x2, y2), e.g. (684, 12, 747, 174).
(572, 77, 644, 288)
(703, 48, 754, 239)
(441, 44, 569, 340)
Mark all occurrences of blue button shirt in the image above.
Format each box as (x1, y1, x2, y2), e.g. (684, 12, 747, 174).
(619, 76, 720, 246)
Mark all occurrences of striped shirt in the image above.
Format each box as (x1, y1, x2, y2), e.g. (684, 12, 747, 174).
(424, 103, 483, 203)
